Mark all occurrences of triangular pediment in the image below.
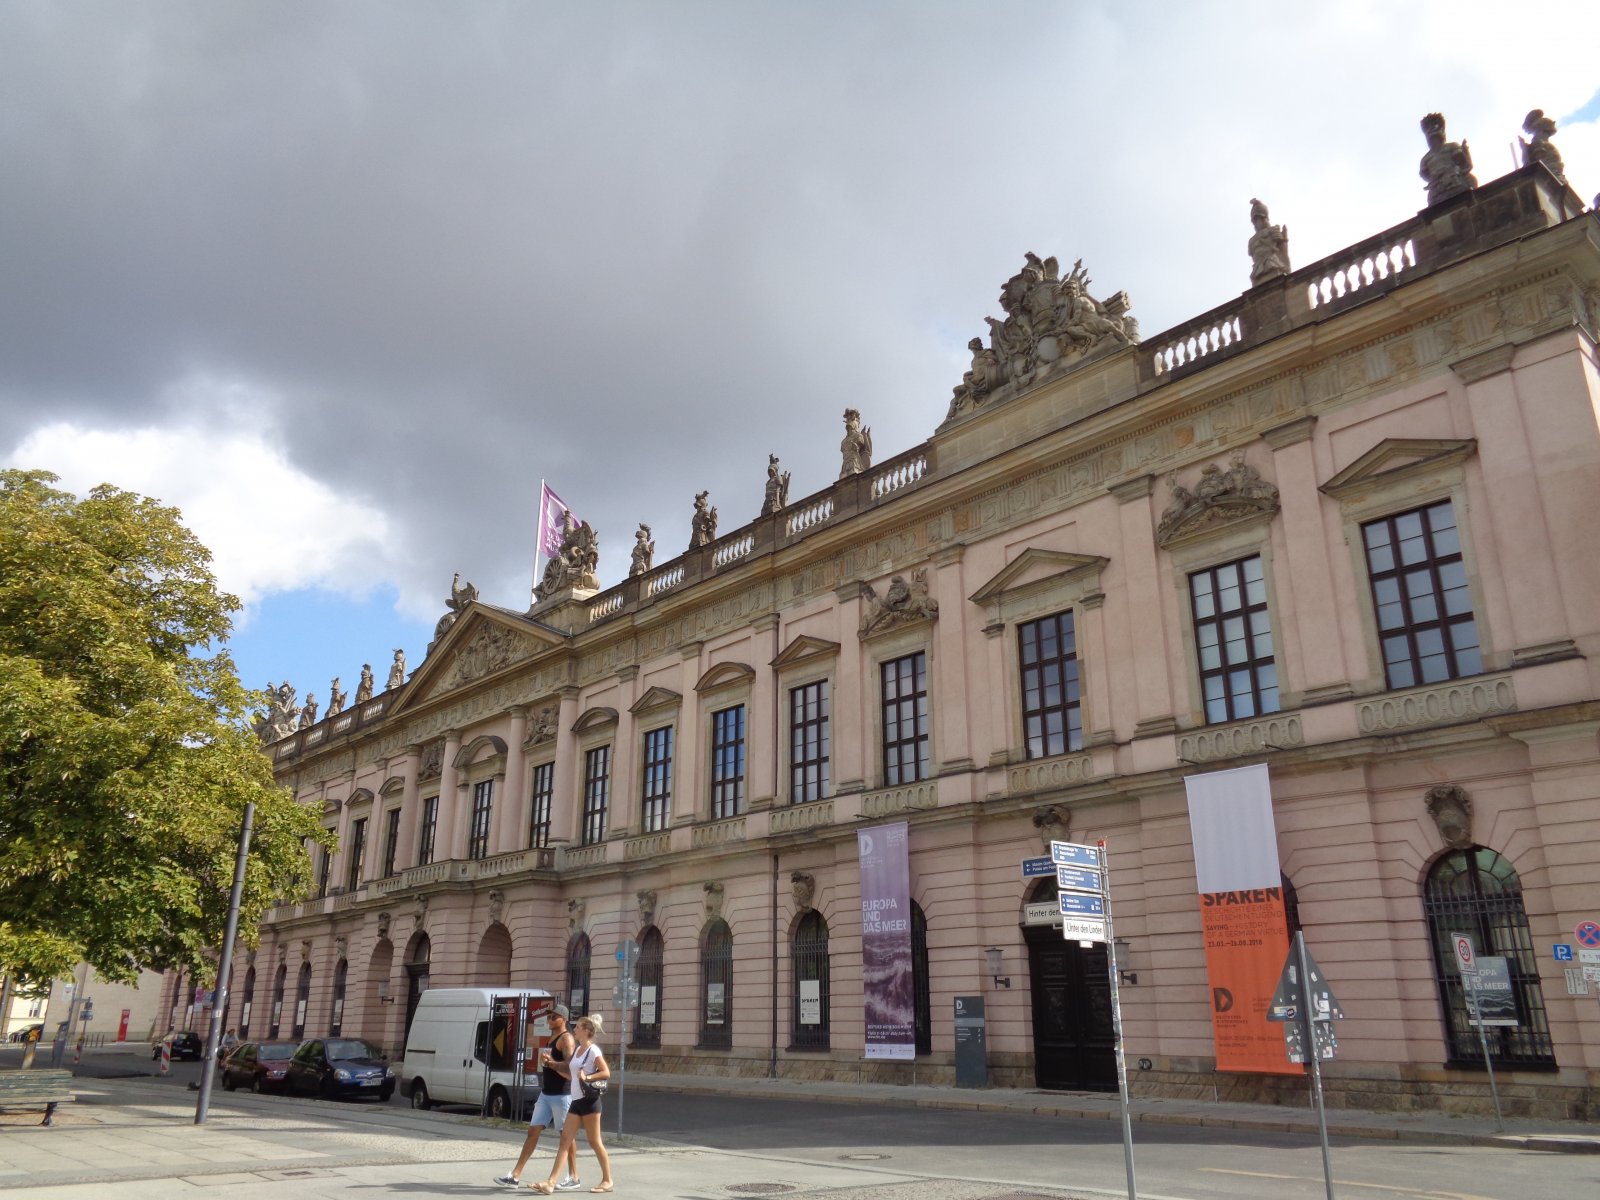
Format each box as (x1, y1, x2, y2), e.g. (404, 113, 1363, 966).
(392, 604, 568, 714)
(572, 706, 619, 734)
(695, 662, 755, 694)
(1320, 438, 1476, 499)
(628, 686, 683, 716)
(969, 549, 1109, 606)
(770, 635, 842, 671)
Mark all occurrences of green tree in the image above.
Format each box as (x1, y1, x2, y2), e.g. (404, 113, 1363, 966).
(0, 469, 326, 983)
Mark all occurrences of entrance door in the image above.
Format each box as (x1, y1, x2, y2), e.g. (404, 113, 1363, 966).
(1025, 924, 1115, 1091)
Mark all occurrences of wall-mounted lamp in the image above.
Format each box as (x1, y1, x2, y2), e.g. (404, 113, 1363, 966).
(984, 946, 1011, 989)
(1114, 937, 1136, 986)
(377, 982, 396, 1005)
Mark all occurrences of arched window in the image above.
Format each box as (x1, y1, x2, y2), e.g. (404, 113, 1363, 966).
(631, 927, 664, 1049)
(329, 959, 348, 1036)
(269, 964, 287, 1039)
(566, 933, 592, 1016)
(1423, 847, 1555, 1068)
(293, 963, 312, 1039)
(699, 919, 732, 1049)
(241, 967, 257, 1039)
(790, 911, 830, 1050)
(403, 932, 431, 1047)
(911, 902, 931, 1056)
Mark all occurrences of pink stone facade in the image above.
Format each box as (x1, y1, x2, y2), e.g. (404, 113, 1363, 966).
(246, 164, 1600, 1118)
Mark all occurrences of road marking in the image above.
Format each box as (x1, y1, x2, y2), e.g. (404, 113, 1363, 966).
(1199, 1168, 1497, 1199)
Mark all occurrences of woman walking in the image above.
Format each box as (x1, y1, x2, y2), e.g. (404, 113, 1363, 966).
(531, 1013, 613, 1194)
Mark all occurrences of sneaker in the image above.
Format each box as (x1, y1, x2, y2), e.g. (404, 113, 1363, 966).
(556, 1178, 583, 1191)
(494, 1174, 520, 1186)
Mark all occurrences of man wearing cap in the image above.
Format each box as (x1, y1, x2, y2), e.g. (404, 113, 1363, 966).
(496, 1004, 580, 1188)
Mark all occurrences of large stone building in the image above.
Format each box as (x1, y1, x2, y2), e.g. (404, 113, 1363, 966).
(241, 152, 1599, 1118)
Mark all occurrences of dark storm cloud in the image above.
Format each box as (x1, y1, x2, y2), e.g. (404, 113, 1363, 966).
(4, 0, 1592, 614)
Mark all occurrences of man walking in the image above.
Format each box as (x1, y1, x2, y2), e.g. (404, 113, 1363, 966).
(496, 1004, 580, 1188)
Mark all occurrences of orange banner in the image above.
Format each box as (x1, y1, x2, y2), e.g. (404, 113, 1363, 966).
(1198, 888, 1300, 1076)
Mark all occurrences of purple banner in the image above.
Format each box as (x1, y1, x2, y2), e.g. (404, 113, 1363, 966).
(536, 482, 574, 564)
(858, 821, 914, 1061)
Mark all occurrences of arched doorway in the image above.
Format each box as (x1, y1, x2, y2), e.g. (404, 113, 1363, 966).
(329, 959, 348, 1036)
(292, 963, 312, 1039)
(403, 932, 431, 1047)
(1023, 878, 1114, 1091)
(475, 923, 513, 987)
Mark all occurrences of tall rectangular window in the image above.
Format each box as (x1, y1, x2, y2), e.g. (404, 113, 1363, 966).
(641, 727, 673, 833)
(528, 762, 553, 849)
(880, 652, 930, 785)
(790, 680, 830, 803)
(1363, 501, 1481, 689)
(1019, 612, 1082, 759)
(345, 817, 367, 893)
(315, 844, 331, 898)
(381, 807, 401, 877)
(710, 705, 746, 820)
(417, 796, 439, 865)
(1190, 555, 1279, 723)
(582, 746, 610, 845)
(467, 780, 493, 859)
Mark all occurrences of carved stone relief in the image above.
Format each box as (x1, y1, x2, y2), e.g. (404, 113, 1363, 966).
(1425, 784, 1473, 850)
(1157, 452, 1280, 547)
(567, 897, 586, 934)
(300, 939, 312, 962)
(333, 935, 348, 960)
(446, 624, 533, 691)
(637, 889, 658, 926)
(524, 704, 559, 748)
(859, 567, 939, 639)
(703, 881, 725, 922)
(790, 871, 816, 913)
(376, 911, 392, 941)
(488, 889, 505, 925)
(417, 741, 444, 782)
(1032, 804, 1071, 849)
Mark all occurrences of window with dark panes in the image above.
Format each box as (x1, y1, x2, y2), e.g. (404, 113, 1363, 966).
(789, 911, 831, 1050)
(699, 919, 733, 1049)
(582, 746, 610, 845)
(565, 934, 591, 1016)
(315, 842, 332, 898)
(881, 652, 930, 785)
(641, 727, 673, 833)
(631, 926, 664, 1049)
(1190, 554, 1279, 723)
(912, 902, 931, 1056)
(1363, 501, 1482, 689)
(790, 680, 830, 803)
(329, 958, 348, 1036)
(240, 967, 256, 1039)
(417, 796, 439, 865)
(382, 808, 401, 876)
(345, 817, 367, 892)
(292, 963, 311, 1039)
(710, 705, 746, 819)
(1018, 612, 1082, 759)
(269, 964, 286, 1038)
(468, 780, 493, 860)
(528, 762, 553, 849)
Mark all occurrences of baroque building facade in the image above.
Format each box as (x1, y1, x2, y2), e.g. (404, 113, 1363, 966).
(243, 161, 1600, 1118)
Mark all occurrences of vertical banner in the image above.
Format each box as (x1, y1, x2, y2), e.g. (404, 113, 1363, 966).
(535, 482, 575, 580)
(858, 821, 915, 1061)
(1185, 763, 1298, 1076)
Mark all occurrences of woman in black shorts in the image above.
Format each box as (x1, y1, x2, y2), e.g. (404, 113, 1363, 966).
(532, 1013, 612, 1193)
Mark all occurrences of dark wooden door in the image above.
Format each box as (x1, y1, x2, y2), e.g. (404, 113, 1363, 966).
(1025, 925, 1115, 1091)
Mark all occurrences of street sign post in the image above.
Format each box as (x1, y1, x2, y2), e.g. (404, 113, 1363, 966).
(1021, 856, 1055, 877)
(1050, 840, 1100, 868)
(1265, 932, 1343, 1200)
(1055, 865, 1102, 893)
(1450, 931, 1504, 1131)
(1057, 892, 1106, 918)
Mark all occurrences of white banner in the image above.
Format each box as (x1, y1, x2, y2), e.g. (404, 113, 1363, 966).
(1185, 763, 1280, 892)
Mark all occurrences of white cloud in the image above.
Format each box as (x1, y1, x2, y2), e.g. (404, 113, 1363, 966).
(4, 375, 415, 616)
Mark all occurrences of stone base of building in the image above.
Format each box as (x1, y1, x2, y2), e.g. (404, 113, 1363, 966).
(625, 1048, 1600, 1122)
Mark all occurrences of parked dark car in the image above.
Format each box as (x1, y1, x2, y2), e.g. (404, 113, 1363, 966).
(219, 1041, 297, 1093)
(152, 1031, 205, 1061)
(284, 1038, 394, 1101)
(8, 1022, 44, 1044)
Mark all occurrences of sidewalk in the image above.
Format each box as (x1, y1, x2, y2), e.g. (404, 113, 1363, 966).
(616, 1068, 1600, 1155)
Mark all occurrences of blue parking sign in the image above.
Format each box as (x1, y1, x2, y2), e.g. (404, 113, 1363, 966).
(1553, 944, 1573, 961)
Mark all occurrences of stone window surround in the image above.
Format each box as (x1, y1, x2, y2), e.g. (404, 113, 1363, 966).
(864, 624, 935, 790)
(453, 734, 507, 861)
(525, 755, 556, 849)
(771, 637, 840, 805)
(377, 775, 403, 877)
(1318, 438, 1498, 690)
(969, 550, 1108, 766)
(629, 687, 682, 832)
(572, 707, 618, 842)
(695, 661, 755, 822)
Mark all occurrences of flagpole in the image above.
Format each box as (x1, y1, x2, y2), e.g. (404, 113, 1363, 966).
(532, 480, 548, 604)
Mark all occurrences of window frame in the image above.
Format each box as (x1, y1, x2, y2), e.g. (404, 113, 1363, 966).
(1361, 500, 1483, 691)
(1188, 553, 1281, 724)
(879, 650, 930, 786)
(528, 760, 554, 849)
(1017, 611, 1084, 761)
(468, 779, 494, 860)
(789, 910, 831, 1051)
(345, 817, 368, 893)
(640, 725, 674, 834)
(698, 919, 733, 1049)
(417, 796, 439, 866)
(789, 679, 831, 804)
(581, 746, 611, 846)
(709, 704, 747, 820)
(630, 926, 664, 1049)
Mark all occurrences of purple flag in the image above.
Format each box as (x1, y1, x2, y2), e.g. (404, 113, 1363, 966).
(536, 482, 576, 568)
(858, 821, 915, 1061)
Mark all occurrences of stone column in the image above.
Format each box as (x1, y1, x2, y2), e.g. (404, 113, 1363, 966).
(499, 708, 528, 853)
(549, 687, 582, 845)
(436, 730, 462, 860)
(610, 667, 640, 838)
(833, 584, 865, 793)
(747, 617, 780, 808)
(395, 748, 422, 871)
(1078, 592, 1114, 746)
(932, 545, 972, 772)
(675, 642, 706, 823)
(1111, 477, 1177, 739)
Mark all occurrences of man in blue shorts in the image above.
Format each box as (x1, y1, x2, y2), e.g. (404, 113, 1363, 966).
(496, 1004, 580, 1188)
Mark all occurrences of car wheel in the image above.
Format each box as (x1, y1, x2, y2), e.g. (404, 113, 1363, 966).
(379, 1086, 393, 1103)
(319, 1078, 336, 1101)
(409, 1080, 431, 1110)
(486, 1086, 511, 1120)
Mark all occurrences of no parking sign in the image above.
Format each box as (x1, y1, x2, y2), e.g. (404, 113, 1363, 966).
(1576, 921, 1600, 949)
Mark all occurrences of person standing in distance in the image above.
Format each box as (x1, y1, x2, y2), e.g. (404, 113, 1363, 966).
(530, 1013, 612, 1194)
(495, 1005, 580, 1189)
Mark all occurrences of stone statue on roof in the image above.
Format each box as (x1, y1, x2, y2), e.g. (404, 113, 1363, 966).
(761, 454, 791, 515)
(297, 693, 319, 729)
(254, 680, 300, 743)
(355, 664, 374, 705)
(689, 490, 719, 549)
(431, 571, 480, 650)
(534, 510, 601, 600)
(327, 677, 346, 715)
(1247, 198, 1291, 286)
(386, 649, 407, 690)
(839, 409, 873, 477)
(629, 524, 655, 577)
(1520, 109, 1564, 182)
(1419, 112, 1476, 206)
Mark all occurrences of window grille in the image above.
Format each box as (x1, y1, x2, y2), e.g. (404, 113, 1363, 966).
(566, 934, 592, 1017)
(631, 927, 664, 1049)
(789, 911, 831, 1050)
(292, 963, 311, 1039)
(699, 919, 733, 1049)
(329, 959, 348, 1037)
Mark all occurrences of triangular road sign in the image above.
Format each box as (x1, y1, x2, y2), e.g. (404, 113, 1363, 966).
(1267, 935, 1343, 1023)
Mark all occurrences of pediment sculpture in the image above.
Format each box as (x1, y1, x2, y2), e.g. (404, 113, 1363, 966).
(430, 572, 480, 651)
(859, 568, 938, 638)
(417, 740, 444, 782)
(948, 254, 1138, 419)
(534, 510, 601, 601)
(446, 622, 529, 689)
(1157, 452, 1280, 546)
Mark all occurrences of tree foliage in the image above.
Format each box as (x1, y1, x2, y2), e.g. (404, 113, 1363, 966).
(0, 469, 326, 983)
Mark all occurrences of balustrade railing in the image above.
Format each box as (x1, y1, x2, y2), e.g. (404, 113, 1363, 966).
(786, 496, 833, 535)
(712, 533, 755, 569)
(1307, 238, 1416, 309)
(647, 564, 684, 597)
(588, 592, 624, 622)
(1152, 313, 1245, 376)
(871, 452, 927, 499)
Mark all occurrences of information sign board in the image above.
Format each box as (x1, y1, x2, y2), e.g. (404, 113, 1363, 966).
(1056, 865, 1103, 893)
(1021, 856, 1055, 878)
(1058, 892, 1106, 917)
(1049, 840, 1100, 868)
(1062, 917, 1107, 943)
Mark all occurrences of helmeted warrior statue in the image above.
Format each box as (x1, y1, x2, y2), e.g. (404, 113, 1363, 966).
(689, 491, 718, 549)
(1419, 112, 1476, 206)
(629, 524, 655, 577)
(1247, 198, 1290, 285)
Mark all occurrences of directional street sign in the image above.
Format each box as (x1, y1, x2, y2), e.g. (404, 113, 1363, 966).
(1058, 892, 1105, 917)
(1021, 856, 1055, 878)
(1055, 865, 1103, 894)
(1062, 917, 1107, 943)
(1050, 840, 1100, 868)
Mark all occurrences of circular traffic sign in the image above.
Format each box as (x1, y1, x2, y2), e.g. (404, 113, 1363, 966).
(1576, 921, 1600, 948)
(1452, 934, 1474, 970)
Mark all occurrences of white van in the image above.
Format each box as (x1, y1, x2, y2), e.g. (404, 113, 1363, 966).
(399, 988, 556, 1118)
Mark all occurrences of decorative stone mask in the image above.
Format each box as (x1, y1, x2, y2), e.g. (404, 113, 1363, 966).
(791, 871, 816, 913)
(1425, 784, 1473, 850)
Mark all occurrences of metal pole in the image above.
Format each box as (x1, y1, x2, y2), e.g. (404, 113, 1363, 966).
(1463, 969, 1505, 1131)
(195, 801, 255, 1124)
(1293, 932, 1335, 1200)
(1097, 840, 1138, 1200)
(616, 987, 629, 1136)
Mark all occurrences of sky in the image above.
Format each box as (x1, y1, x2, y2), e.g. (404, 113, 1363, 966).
(3, 1, 1598, 711)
